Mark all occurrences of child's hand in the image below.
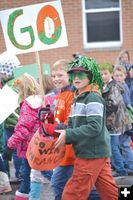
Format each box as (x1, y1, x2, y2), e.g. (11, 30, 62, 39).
(55, 130, 66, 148)
(38, 104, 51, 121)
(38, 104, 54, 123)
(55, 123, 67, 130)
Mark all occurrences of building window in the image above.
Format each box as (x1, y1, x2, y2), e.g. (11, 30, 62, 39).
(82, 0, 122, 49)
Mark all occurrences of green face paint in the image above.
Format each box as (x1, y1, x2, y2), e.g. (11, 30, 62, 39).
(69, 72, 88, 81)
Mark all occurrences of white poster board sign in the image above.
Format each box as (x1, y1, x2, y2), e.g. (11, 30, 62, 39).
(0, 85, 19, 124)
(0, 1, 68, 54)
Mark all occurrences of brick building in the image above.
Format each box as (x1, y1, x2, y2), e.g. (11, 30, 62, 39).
(0, 0, 133, 68)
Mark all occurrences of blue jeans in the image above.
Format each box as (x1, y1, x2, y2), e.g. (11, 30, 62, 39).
(0, 155, 6, 172)
(41, 170, 53, 181)
(88, 187, 101, 200)
(4, 128, 22, 177)
(51, 166, 74, 200)
(119, 133, 133, 172)
(19, 159, 31, 194)
(51, 166, 101, 200)
(111, 135, 128, 175)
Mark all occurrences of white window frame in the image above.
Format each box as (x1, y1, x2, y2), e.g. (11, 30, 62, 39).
(82, 0, 123, 49)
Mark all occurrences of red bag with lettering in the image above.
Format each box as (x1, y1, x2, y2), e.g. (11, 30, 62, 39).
(26, 129, 65, 170)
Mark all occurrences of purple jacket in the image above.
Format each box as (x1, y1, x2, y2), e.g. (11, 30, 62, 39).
(8, 95, 42, 158)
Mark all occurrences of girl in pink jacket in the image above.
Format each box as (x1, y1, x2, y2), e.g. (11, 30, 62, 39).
(6, 73, 43, 200)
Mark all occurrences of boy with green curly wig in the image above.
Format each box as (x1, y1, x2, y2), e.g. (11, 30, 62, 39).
(55, 56, 118, 200)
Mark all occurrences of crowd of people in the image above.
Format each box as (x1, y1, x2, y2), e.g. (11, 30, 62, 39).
(0, 50, 133, 200)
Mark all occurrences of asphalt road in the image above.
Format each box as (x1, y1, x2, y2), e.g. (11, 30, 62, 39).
(0, 161, 54, 200)
(0, 181, 54, 200)
(0, 161, 133, 200)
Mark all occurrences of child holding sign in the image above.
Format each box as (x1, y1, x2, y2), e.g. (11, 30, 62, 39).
(55, 56, 118, 200)
(0, 125, 12, 193)
(0, 60, 22, 180)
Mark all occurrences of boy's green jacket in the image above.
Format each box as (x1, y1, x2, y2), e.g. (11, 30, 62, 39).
(66, 85, 111, 159)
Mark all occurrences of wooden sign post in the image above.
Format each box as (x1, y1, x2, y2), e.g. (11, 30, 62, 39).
(35, 51, 44, 96)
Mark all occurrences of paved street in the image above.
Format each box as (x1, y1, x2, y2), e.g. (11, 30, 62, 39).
(0, 161, 133, 200)
(0, 161, 54, 200)
(0, 181, 54, 200)
(1, 177, 133, 200)
(1, 176, 133, 200)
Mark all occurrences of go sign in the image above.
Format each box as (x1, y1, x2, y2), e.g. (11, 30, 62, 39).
(0, 1, 68, 54)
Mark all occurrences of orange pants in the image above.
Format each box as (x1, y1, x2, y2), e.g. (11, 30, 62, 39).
(62, 158, 118, 200)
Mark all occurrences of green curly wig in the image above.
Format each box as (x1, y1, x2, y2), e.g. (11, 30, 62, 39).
(68, 55, 103, 91)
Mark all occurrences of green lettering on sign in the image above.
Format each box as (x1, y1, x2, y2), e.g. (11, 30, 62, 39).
(38, 26, 62, 45)
(7, 9, 35, 49)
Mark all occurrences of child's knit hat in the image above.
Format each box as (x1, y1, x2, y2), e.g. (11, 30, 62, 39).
(68, 55, 103, 91)
(0, 60, 16, 78)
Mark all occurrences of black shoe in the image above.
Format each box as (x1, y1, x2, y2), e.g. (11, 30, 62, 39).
(128, 171, 133, 175)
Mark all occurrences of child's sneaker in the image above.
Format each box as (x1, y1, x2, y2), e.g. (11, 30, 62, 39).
(15, 190, 29, 200)
(0, 171, 12, 194)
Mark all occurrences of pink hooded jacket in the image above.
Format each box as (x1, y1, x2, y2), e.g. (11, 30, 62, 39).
(7, 95, 42, 158)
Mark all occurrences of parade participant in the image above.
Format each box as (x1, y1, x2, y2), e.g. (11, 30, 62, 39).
(0, 62, 16, 194)
(113, 65, 133, 175)
(43, 58, 101, 200)
(116, 50, 133, 87)
(0, 124, 12, 193)
(3, 73, 42, 200)
(116, 50, 131, 72)
(100, 63, 132, 177)
(128, 65, 133, 107)
(0, 62, 22, 180)
(45, 59, 76, 200)
(29, 74, 57, 200)
(55, 56, 118, 200)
